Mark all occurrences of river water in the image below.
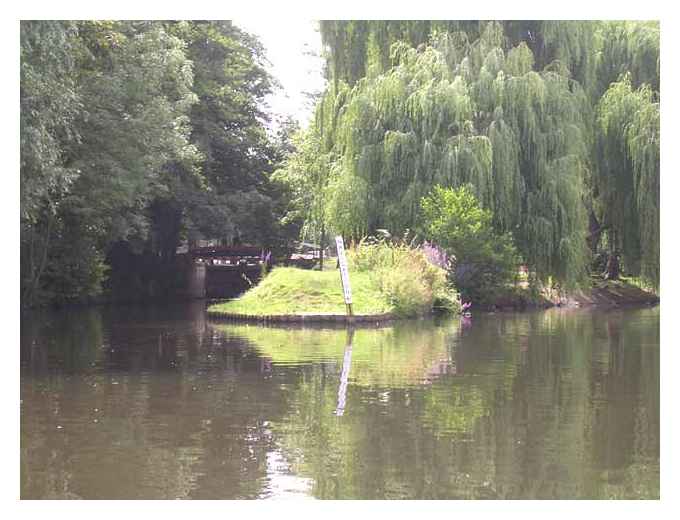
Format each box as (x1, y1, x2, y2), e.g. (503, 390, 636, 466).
(20, 303, 659, 499)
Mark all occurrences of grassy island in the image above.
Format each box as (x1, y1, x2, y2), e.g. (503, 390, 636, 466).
(207, 241, 460, 319)
(208, 267, 391, 316)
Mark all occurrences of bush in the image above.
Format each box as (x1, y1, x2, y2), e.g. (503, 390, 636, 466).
(348, 237, 460, 316)
(420, 185, 521, 304)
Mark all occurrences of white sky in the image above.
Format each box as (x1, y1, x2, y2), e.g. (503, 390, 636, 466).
(234, 19, 327, 129)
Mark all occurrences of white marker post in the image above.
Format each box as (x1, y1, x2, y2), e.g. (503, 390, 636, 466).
(335, 236, 353, 316)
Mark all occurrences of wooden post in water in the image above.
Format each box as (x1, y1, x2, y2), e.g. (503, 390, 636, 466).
(335, 236, 353, 316)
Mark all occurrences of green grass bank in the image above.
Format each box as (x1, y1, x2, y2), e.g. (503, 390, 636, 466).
(208, 267, 391, 317)
(207, 241, 460, 319)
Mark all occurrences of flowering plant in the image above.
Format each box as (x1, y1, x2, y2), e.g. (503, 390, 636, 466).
(421, 241, 453, 271)
(260, 250, 272, 276)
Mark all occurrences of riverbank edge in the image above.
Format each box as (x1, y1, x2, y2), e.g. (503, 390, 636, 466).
(479, 282, 659, 312)
(207, 287, 659, 325)
(207, 280, 659, 323)
(206, 310, 399, 324)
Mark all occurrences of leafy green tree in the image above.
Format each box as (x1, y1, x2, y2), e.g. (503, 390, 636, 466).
(420, 185, 520, 302)
(272, 126, 334, 251)
(170, 21, 280, 247)
(20, 21, 80, 224)
(21, 21, 201, 304)
(21, 20, 295, 305)
(69, 21, 201, 242)
(319, 21, 598, 91)
(595, 75, 659, 288)
(594, 22, 659, 99)
(310, 24, 589, 285)
(296, 20, 659, 289)
(20, 21, 82, 305)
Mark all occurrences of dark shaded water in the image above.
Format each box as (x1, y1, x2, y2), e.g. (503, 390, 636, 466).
(20, 303, 659, 499)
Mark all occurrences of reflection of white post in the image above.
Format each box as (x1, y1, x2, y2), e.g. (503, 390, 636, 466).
(334, 330, 354, 416)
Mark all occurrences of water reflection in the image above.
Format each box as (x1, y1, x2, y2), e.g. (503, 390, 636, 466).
(334, 330, 354, 416)
(21, 304, 659, 499)
(213, 320, 458, 388)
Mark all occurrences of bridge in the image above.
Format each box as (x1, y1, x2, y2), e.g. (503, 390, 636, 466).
(183, 246, 266, 300)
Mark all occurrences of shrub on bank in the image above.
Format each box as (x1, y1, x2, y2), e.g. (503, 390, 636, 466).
(348, 237, 460, 316)
(420, 185, 521, 305)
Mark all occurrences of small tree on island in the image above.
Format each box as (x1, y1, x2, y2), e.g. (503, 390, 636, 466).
(420, 185, 521, 304)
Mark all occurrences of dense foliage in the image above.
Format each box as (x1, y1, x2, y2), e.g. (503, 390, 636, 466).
(20, 20, 661, 305)
(420, 185, 520, 302)
(277, 21, 659, 290)
(595, 75, 659, 288)
(21, 21, 295, 306)
(348, 238, 460, 315)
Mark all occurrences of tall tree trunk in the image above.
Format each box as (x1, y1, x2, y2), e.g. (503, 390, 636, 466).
(604, 253, 620, 280)
(603, 229, 620, 280)
(23, 211, 54, 307)
(587, 209, 603, 255)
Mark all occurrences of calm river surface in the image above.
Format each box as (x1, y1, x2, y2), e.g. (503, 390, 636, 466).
(20, 303, 659, 499)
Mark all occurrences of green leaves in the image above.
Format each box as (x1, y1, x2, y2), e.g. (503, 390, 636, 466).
(20, 21, 81, 224)
(305, 20, 660, 288)
(306, 25, 591, 285)
(21, 21, 285, 305)
(61, 21, 202, 243)
(420, 185, 520, 303)
(596, 75, 659, 288)
(175, 21, 282, 246)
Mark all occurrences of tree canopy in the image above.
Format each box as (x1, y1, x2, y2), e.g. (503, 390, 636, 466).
(20, 20, 662, 305)
(276, 20, 659, 289)
(20, 20, 295, 305)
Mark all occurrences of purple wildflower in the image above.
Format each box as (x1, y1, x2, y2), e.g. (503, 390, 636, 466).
(422, 241, 451, 270)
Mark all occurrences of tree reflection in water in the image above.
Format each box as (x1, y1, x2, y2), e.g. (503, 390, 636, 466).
(21, 304, 659, 499)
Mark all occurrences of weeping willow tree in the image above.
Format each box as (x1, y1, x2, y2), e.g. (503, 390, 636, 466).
(594, 21, 660, 99)
(311, 22, 590, 286)
(319, 20, 483, 86)
(596, 76, 659, 288)
(320, 20, 600, 92)
(282, 20, 659, 289)
(591, 22, 660, 290)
